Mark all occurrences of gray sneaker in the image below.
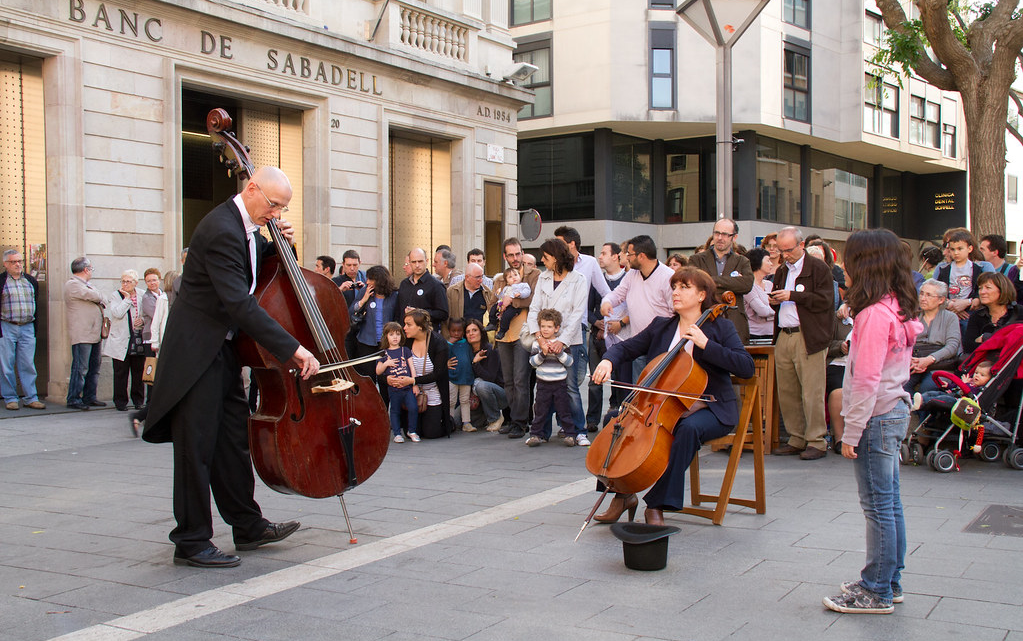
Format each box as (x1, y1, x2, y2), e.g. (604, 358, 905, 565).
(525, 436, 546, 447)
(841, 580, 903, 604)
(563, 436, 577, 447)
(823, 586, 894, 614)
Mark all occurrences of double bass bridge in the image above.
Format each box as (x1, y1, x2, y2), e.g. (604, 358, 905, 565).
(311, 378, 355, 394)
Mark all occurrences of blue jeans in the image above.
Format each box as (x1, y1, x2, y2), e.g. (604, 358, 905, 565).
(388, 386, 418, 436)
(472, 379, 507, 423)
(67, 342, 102, 405)
(854, 400, 909, 603)
(564, 342, 587, 436)
(0, 321, 39, 403)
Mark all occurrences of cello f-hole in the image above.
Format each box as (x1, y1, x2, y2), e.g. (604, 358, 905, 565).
(290, 374, 306, 422)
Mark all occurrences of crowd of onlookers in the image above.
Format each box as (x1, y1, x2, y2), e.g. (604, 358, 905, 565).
(322, 224, 1023, 458)
(41, 223, 1023, 453)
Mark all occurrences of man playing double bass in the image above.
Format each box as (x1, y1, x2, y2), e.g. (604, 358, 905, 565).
(591, 267, 754, 525)
(143, 167, 320, 568)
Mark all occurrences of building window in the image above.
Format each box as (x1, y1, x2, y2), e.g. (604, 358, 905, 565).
(517, 134, 595, 221)
(783, 0, 809, 28)
(650, 27, 675, 110)
(511, 0, 551, 26)
(756, 137, 802, 225)
(864, 74, 898, 138)
(612, 135, 653, 223)
(650, 0, 675, 7)
(864, 11, 883, 47)
(784, 48, 809, 122)
(909, 96, 940, 148)
(514, 41, 552, 119)
(942, 123, 956, 158)
(1009, 175, 1018, 204)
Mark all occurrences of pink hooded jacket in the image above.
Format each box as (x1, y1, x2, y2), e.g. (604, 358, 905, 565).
(841, 295, 923, 447)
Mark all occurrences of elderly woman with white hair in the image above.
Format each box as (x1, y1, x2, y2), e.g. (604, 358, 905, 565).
(905, 278, 962, 395)
(103, 269, 147, 411)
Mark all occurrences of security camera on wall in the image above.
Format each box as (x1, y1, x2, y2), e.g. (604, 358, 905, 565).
(502, 62, 538, 84)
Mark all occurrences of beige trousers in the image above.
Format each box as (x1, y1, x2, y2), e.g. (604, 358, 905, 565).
(774, 330, 828, 450)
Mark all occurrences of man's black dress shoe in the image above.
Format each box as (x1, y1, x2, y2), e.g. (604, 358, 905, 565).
(66, 402, 89, 410)
(173, 545, 241, 568)
(235, 521, 300, 551)
(87, 400, 107, 407)
(507, 425, 526, 439)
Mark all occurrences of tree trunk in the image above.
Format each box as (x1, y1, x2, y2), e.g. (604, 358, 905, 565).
(961, 84, 1008, 237)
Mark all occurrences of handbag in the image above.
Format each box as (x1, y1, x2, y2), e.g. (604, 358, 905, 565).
(469, 391, 481, 410)
(142, 356, 158, 384)
(101, 316, 111, 339)
(415, 333, 430, 413)
(913, 342, 958, 372)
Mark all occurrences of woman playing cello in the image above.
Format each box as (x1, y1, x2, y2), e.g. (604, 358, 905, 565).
(590, 267, 755, 525)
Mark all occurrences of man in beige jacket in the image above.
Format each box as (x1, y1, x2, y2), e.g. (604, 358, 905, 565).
(64, 257, 106, 410)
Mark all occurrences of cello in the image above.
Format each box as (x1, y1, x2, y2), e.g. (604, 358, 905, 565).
(577, 292, 735, 539)
(206, 108, 390, 543)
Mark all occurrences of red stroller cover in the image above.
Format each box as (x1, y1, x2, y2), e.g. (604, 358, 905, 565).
(960, 323, 1023, 380)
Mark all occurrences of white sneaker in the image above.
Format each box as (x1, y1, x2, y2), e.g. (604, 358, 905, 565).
(575, 435, 591, 447)
(486, 415, 505, 432)
(462, 423, 477, 432)
(393, 434, 405, 443)
(409, 433, 421, 442)
(912, 392, 923, 410)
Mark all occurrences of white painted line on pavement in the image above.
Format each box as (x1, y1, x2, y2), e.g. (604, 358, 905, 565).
(49, 477, 594, 640)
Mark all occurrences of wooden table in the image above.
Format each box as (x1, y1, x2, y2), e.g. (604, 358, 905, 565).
(746, 344, 779, 452)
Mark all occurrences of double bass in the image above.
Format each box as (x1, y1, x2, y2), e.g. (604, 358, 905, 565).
(577, 293, 735, 538)
(206, 108, 390, 543)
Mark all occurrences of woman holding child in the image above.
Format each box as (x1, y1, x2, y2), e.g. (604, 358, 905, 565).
(526, 238, 591, 447)
(590, 267, 755, 525)
(388, 309, 451, 439)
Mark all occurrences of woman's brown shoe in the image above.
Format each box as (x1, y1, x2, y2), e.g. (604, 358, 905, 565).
(644, 508, 664, 526)
(594, 493, 638, 523)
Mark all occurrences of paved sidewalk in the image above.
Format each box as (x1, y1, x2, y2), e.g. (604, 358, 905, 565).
(1, 408, 1020, 640)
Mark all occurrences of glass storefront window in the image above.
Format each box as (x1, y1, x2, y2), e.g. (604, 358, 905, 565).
(809, 151, 871, 231)
(611, 135, 652, 223)
(665, 151, 701, 223)
(518, 134, 595, 221)
(756, 138, 801, 224)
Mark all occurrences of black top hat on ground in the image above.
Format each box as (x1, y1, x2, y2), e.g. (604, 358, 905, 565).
(610, 523, 681, 571)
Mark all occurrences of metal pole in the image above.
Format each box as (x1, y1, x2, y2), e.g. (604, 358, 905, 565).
(716, 43, 733, 220)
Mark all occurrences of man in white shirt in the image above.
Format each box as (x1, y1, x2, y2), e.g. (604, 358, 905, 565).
(600, 234, 674, 380)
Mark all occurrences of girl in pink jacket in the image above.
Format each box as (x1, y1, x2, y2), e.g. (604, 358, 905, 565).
(823, 229, 922, 615)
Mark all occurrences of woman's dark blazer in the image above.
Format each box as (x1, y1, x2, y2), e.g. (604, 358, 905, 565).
(349, 292, 399, 347)
(408, 330, 452, 433)
(603, 314, 755, 427)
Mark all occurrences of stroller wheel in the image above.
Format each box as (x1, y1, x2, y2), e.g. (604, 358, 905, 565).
(910, 442, 926, 466)
(926, 449, 937, 469)
(932, 449, 957, 473)
(1004, 446, 1023, 470)
(899, 443, 910, 465)
(978, 441, 1003, 463)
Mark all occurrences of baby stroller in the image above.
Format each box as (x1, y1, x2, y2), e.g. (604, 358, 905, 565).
(905, 323, 1023, 473)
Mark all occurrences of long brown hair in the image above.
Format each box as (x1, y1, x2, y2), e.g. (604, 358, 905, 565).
(843, 229, 919, 321)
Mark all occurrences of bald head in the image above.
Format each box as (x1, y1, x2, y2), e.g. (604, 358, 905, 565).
(408, 248, 428, 277)
(241, 166, 292, 226)
(465, 262, 483, 277)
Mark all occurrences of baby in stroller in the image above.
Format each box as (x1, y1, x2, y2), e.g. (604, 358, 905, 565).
(904, 323, 1023, 472)
(912, 361, 992, 415)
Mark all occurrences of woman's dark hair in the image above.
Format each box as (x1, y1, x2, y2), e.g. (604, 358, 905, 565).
(666, 253, 687, 268)
(464, 318, 491, 350)
(843, 229, 919, 321)
(976, 271, 1017, 307)
(669, 266, 717, 312)
(538, 237, 574, 274)
(746, 247, 769, 272)
(366, 265, 396, 297)
(920, 245, 943, 267)
(403, 308, 432, 336)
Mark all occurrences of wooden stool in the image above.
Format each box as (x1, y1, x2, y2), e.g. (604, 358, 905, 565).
(681, 375, 766, 525)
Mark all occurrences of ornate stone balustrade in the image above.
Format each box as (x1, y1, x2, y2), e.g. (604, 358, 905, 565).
(397, 4, 470, 63)
(262, 0, 309, 14)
